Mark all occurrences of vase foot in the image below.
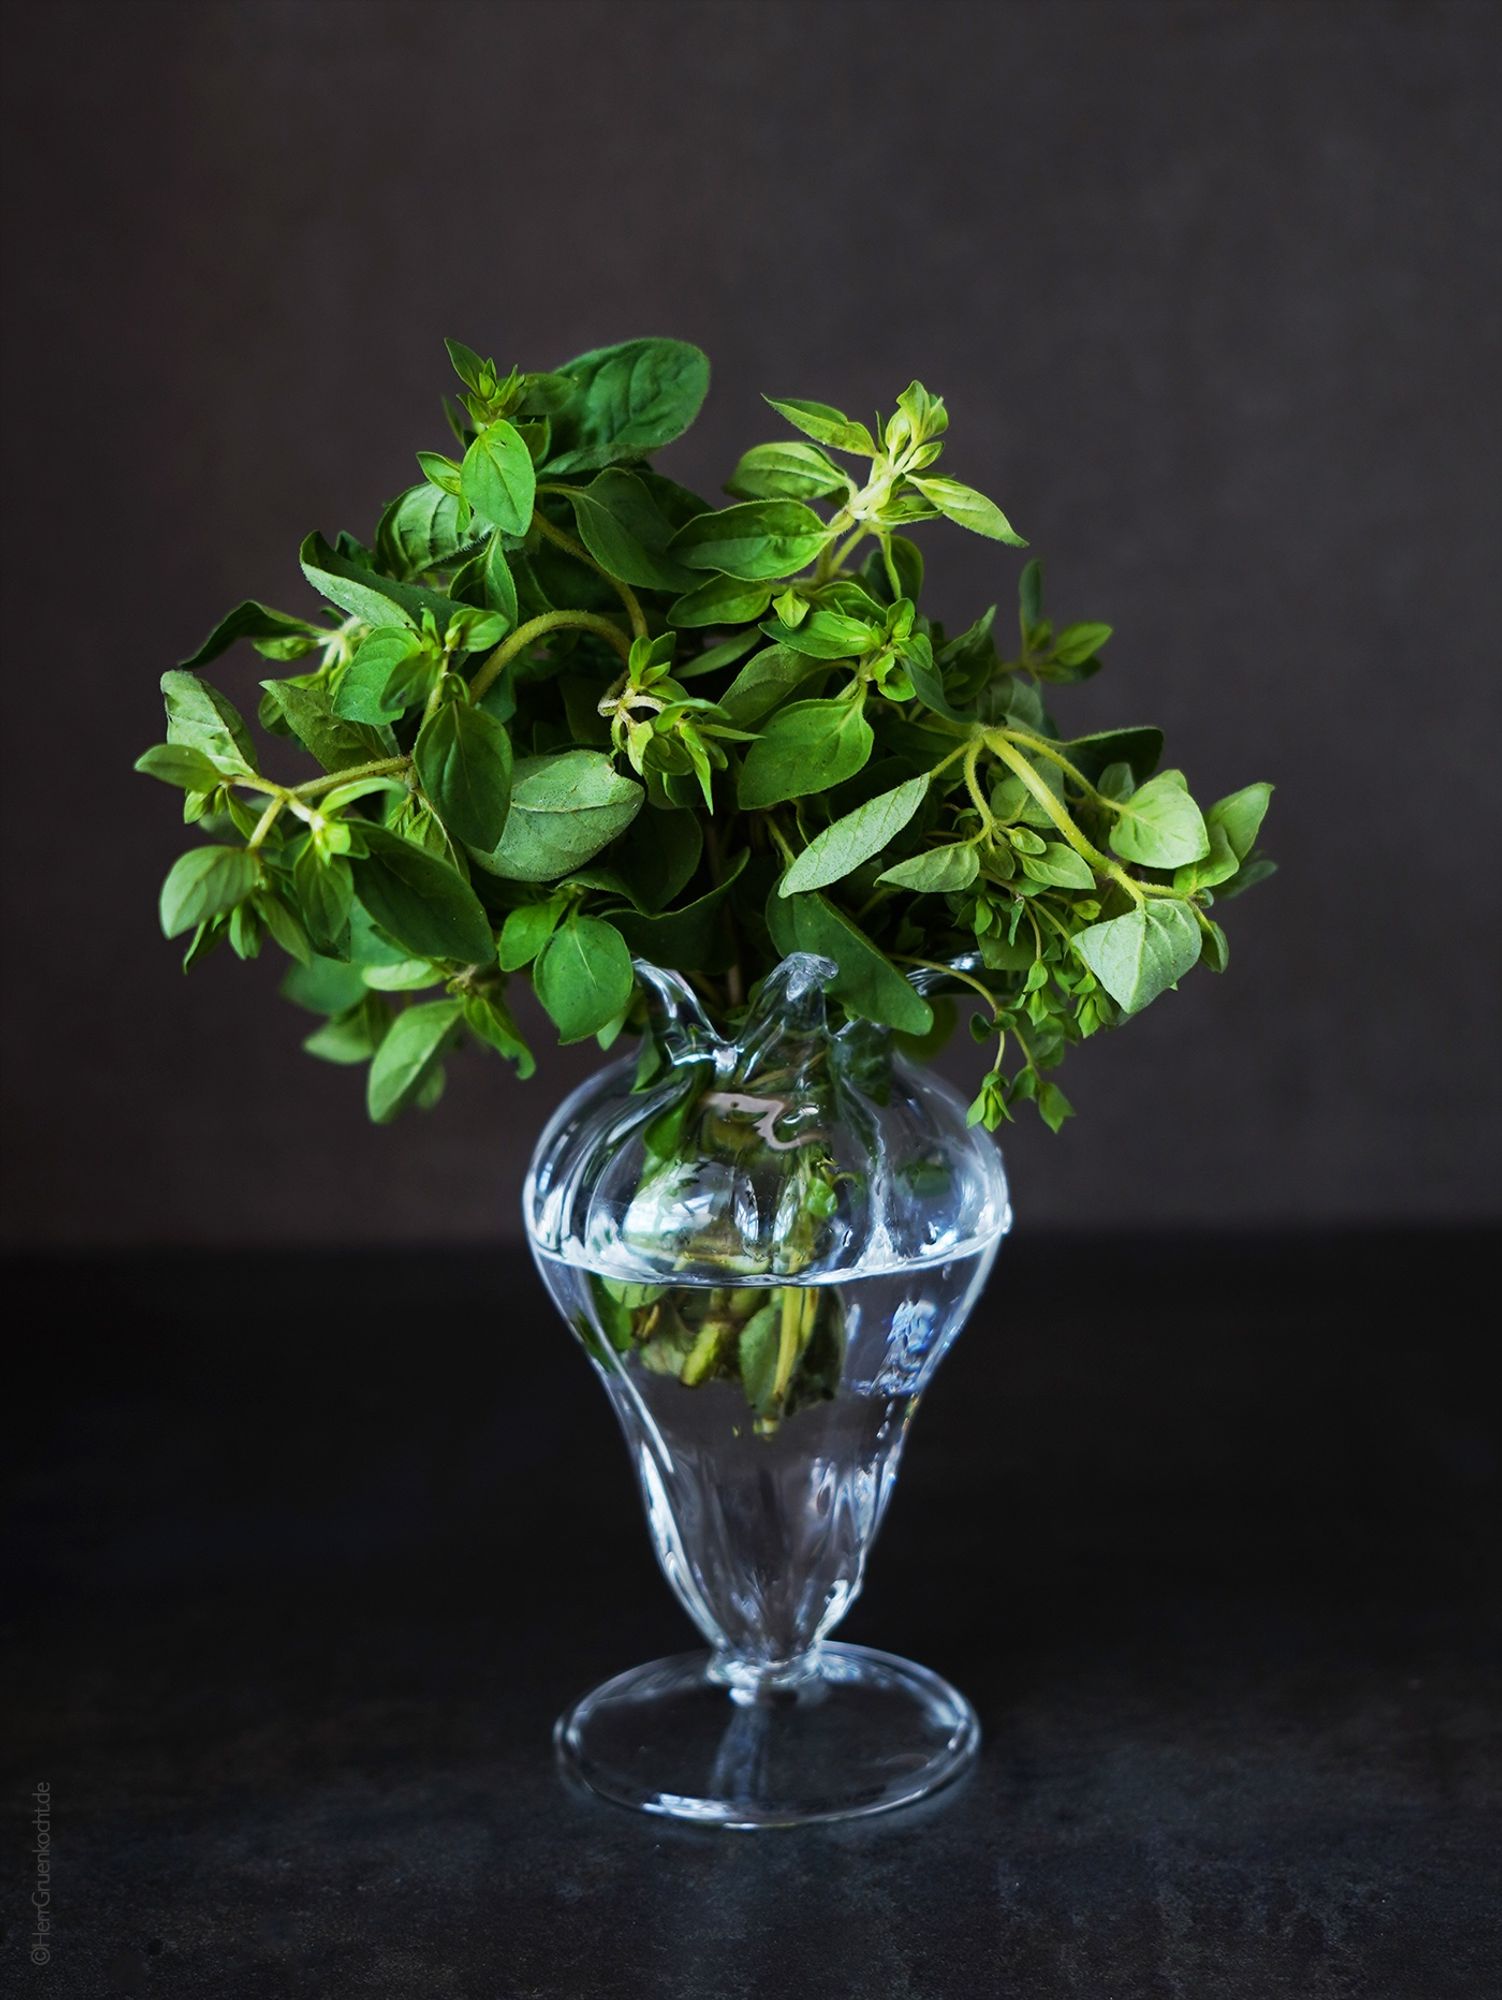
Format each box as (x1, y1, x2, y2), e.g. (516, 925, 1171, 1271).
(554, 1642, 979, 1828)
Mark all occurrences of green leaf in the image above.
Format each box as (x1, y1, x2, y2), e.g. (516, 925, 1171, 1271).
(1073, 899, 1202, 1013)
(737, 698, 873, 809)
(350, 825, 495, 964)
(414, 701, 512, 849)
(160, 845, 258, 937)
(474, 750, 644, 881)
(161, 670, 256, 774)
(463, 991, 536, 1076)
(282, 954, 367, 1014)
(293, 843, 354, 951)
(332, 630, 423, 724)
(611, 851, 747, 969)
(1108, 771, 1211, 868)
(1018, 559, 1044, 635)
(367, 998, 464, 1123)
(135, 743, 224, 792)
(907, 475, 1027, 545)
(904, 652, 974, 724)
(459, 419, 535, 534)
(1208, 782, 1273, 862)
(1019, 841, 1096, 889)
(668, 574, 775, 628)
(763, 608, 879, 659)
(498, 898, 565, 971)
(556, 470, 699, 590)
(299, 532, 468, 634)
(764, 397, 877, 456)
(179, 601, 316, 669)
(781, 775, 929, 895)
(768, 893, 932, 1035)
(444, 337, 489, 391)
(610, 806, 702, 911)
(669, 500, 832, 581)
(259, 678, 394, 773)
(303, 993, 390, 1065)
(546, 338, 710, 473)
(1052, 621, 1113, 666)
(719, 644, 820, 726)
(726, 441, 848, 502)
(877, 842, 979, 893)
(1064, 727, 1163, 786)
(534, 915, 634, 1043)
(377, 484, 478, 576)
(482, 534, 519, 627)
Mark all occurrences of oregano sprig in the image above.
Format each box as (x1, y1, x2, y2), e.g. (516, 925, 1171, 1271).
(138, 336, 1273, 1129)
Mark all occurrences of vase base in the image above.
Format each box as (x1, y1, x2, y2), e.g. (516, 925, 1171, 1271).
(555, 1642, 979, 1828)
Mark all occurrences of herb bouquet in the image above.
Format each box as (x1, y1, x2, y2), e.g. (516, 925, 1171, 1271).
(141, 336, 1272, 1825)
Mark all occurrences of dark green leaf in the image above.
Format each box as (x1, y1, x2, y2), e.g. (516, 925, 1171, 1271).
(768, 892, 932, 1034)
(482, 534, 519, 626)
(332, 629, 424, 723)
(546, 338, 710, 473)
(351, 825, 495, 964)
(179, 601, 316, 669)
(293, 843, 354, 951)
(414, 701, 513, 849)
(611, 851, 746, 969)
(474, 750, 644, 881)
(377, 484, 478, 576)
(299, 532, 469, 633)
(668, 574, 775, 628)
(1064, 727, 1163, 786)
(556, 470, 699, 590)
(534, 915, 634, 1042)
(259, 677, 395, 773)
(303, 993, 391, 1065)
(498, 898, 565, 971)
(762, 607, 878, 659)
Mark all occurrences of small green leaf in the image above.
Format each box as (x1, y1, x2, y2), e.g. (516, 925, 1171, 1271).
(179, 601, 317, 669)
(534, 915, 634, 1043)
(333, 630, 424, 724)
(907, 475, 1027, 545)
(377, 484, 478, 576)
(1019, 841, 1096, 889)
(545, 338, 710, 473)
(367, 998, 464, 1122)
(1208, 782, 1273, 862)
(260, 678, 394, 773)
(293, 843, 354, 951)
(1073, 899, 1202, 1013)
(718, 645, 819, 726)
(414, 701, 513, 849)
(764, 397, 877, 456)
(737, 698, 874, 809)
(460, 419, 536, 534)
(464, 990, 536, 1076)
(160, 845, 258, 937)
(768, 892, 933, 1035)
(763, 608, 878, 659)
(781, 775, 929, 895)
(299, 531, 468, 633)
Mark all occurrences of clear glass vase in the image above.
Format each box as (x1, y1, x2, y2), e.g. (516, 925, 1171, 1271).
(525, 952, 1012, 1827)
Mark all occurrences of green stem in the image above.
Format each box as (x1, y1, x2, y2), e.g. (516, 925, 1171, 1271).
(985, 733, 1145, 904)
(894, 954, 999, 1017)
(998, 727, 1107, 803)
(247, 795, 287, 848)
(533, 500, 648, 637)
(470, 610, 634, 703)
(292, 756, 410, 799)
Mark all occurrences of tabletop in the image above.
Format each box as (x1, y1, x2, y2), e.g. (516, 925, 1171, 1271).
(2, 1232, 1496, 1999)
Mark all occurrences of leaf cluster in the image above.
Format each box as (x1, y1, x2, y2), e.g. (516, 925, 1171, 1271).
(140, 338, 1273, 1128)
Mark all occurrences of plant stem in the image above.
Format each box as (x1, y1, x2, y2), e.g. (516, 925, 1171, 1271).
(984, 732, 1145, 904)
(292, 757, 410, 800)
(469, 610, 634, 702)
(532, 499, 648, 637)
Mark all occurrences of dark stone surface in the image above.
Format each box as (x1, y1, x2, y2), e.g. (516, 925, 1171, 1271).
(2, 1234, 1497, 1997)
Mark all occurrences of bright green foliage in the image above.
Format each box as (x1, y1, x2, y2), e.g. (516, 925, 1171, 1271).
(139, 336, 1273, 1127)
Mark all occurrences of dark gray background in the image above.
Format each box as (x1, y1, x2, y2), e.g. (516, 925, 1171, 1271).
(2, 0, 1497, 1247)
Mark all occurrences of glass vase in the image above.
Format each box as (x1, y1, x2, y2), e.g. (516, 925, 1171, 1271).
(525, 952, 1012, 1827)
